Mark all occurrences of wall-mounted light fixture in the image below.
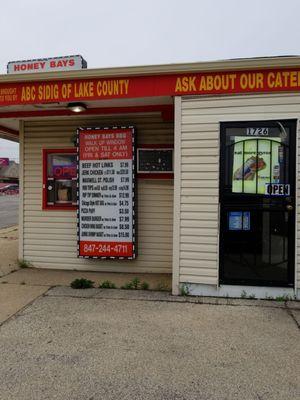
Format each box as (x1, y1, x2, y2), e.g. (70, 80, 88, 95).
(67, 102, 87, 113)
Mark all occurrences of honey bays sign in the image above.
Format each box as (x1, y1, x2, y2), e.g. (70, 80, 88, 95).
(77, 127, 135, 259)
(7, 55, 87, 74)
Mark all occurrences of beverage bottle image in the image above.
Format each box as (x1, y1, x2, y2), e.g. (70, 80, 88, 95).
(278, 146, 284, 164)
(273, 165, 280, 183)
(233, 156, 256, 180)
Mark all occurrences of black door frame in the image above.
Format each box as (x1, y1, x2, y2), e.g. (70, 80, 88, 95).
(219, 119, 296, 287)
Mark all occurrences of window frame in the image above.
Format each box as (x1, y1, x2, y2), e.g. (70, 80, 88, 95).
(42, 148, 77, 211)
(137, 143, 174, 179)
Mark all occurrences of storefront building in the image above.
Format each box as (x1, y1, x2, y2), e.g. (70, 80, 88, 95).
(1, 56, 300, 299)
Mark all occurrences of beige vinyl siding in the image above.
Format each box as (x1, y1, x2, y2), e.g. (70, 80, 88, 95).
(179, 93, 300, 289)
(23, 113, 174, 273)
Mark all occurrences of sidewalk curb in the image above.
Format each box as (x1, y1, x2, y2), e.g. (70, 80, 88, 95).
(44, 286, 300, 310)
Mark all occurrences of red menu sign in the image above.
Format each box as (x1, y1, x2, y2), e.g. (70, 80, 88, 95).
(77, 127, 135, 259)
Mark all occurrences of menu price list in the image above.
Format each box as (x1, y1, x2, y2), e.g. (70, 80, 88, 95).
(78, 128, 134, 258)
(79, 160, 133, 256)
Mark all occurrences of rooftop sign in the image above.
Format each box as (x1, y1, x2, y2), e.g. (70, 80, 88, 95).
(7, 55, 87, 74)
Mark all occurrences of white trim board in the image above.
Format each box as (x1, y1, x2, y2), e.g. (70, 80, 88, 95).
(184, 283, 297, 300)
(172, 96, 182, 295)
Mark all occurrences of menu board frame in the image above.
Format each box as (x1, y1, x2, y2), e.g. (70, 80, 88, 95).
(77, 126, 136, 260)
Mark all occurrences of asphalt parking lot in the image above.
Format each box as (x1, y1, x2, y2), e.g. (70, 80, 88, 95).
(0, 195, 18, 228)
(0, 287, 299, 400)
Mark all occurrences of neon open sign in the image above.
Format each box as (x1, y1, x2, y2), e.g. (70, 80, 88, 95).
(53, 165, 77, 179)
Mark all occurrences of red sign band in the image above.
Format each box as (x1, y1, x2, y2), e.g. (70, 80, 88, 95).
(2, 68, 300, 106)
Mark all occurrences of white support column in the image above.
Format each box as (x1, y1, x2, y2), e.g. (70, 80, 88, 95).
(18, 121, 24, 261)
(295, 119, 300, 293)
(172, 96, 182, 295)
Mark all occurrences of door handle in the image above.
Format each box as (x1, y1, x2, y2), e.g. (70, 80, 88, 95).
(286, 204, 293, 211)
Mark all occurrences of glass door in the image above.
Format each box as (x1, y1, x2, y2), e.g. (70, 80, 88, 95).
(219, 120, 296, 287)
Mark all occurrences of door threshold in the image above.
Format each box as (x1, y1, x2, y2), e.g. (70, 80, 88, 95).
(187, 283, 296, 300)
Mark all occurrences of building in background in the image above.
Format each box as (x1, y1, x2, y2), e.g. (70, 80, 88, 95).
(0, 160, 19, 183)
(0, 160, 19, 194)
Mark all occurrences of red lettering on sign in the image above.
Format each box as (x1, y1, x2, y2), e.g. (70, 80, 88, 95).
(13, 62, 47, 72)
(53, 166, 76, 178)
(79, 129, 133, 161)
(79, 241, 133, 257)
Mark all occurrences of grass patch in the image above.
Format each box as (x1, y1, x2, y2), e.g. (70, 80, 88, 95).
(180, 283, 190, 296)
(70, 278, 94, 289)
(99, 280, 116, 289)
(141, 281, 149, 290)
(275, 294, 295, 302)
(121, 277, 149, 290)
(18, 259, 31, 268)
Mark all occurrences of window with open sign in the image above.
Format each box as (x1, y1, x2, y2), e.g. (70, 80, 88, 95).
(43, 149, 77, 210)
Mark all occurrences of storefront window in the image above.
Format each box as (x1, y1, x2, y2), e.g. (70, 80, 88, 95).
(43, 149, 77, 209)
(222, 125, 290, 195)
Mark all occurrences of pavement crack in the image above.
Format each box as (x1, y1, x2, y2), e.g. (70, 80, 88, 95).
(0, 267, 20, 279)
(44, 292, 291, 309)
(285, 307, 300, 330)
(1, 282, 53, 287)
(0, 286, 52, 329)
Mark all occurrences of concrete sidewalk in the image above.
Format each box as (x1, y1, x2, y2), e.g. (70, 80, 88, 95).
(0, 268, 299, 326)
(0, 268, 172, 325)
(0, 268, 299, 399)
(0, 267, 172, 289)
(0, 195, 19, 229)
(0, 283, 49, 324)
(0, 284, 299, 400)
(0, 225, 18, 277)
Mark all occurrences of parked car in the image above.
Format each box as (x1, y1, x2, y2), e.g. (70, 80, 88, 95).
(0, 183, 19, 195)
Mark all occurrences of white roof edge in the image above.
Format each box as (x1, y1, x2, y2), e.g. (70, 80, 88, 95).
(1, 56, 300, 83)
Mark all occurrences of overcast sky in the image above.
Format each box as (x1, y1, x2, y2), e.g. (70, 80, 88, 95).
(1, 0, 300, 161)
